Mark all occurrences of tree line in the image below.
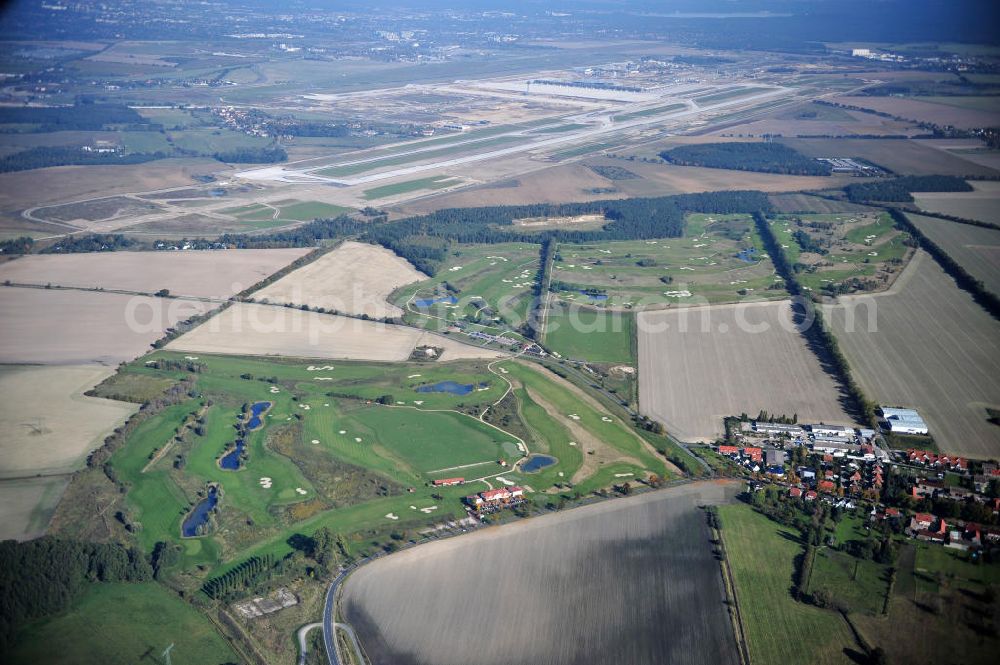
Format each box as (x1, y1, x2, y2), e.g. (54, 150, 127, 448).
(0, 537, 153, 655)
(844, 175, 973, 203)
(660, 142, 832, 176)
(0, 147, 169, 173)
(0, 103, 147, 131)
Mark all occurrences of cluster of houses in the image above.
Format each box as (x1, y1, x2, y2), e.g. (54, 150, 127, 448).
(902, 448, 967, 472)
(868, 508, 1000, 552)
(718, 445, 787, 476)
(464, 486, 526, 514)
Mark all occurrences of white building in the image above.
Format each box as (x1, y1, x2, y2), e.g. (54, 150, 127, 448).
(881, 407, 929, 435)
(810, 424, 853, 438)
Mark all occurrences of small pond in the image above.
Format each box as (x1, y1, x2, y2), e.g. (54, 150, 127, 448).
(246, 401, 271, 430)
(219, 440, 245, 470)
(416, 380, 487, 396)
(521, 454, 557, 473)
(414, 295, 459, 307)
(579, 291, 609, 301)
(182, 486, 218, 538)
(735, 247, 757, 263)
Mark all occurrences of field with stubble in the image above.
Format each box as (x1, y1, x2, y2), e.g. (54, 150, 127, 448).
(253, 241, 424, 318)
(0, 248, 311, 298)
(826, 251, 1000, 458)
(637, 300, 854, 441)
(167, 302, 506, 362)
(342, 481, 740, 665)
(907, 213, 1000, 297)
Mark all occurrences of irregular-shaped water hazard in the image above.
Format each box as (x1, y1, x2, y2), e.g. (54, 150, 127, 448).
(219, 401, 271, 471)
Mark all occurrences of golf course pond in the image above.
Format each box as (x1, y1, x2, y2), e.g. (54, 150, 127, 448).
(219, 401, 270, 471)
(521, 454, 557, 472)
(416, 381, 487, 396)
(181, 486, 218, 538)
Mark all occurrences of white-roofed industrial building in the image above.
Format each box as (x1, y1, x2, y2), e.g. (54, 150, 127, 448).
(881, 407, 929, 435)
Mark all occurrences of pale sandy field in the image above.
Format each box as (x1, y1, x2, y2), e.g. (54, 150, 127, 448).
(0, 288, 216, 364)
(0, 476, 70, 542)
(907, 213, 1000, 296)
(0, 248, 310, 298)
(167, 302, 505, 362)
(826, 252, 1000, 458)
(832, 96, 1000, 130)
(0, 365, 137, 477)
(343, 481, 740, 665)
(638, 300, 854, 441)
(253, 242, 424, 318)
(913, 181, 1000, 225)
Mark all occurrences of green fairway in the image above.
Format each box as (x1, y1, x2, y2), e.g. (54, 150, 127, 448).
(8, 583, 237, 665)
(543, 306, 634, 364)
(362, 175, 461, 200)
(548, 215, 786, 308)
(718, 504, 855, 665)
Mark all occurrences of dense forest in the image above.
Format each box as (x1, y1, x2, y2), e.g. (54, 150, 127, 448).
(0, 537, 153, 654)
(844, 175, 974, 202)
(41, 233, 138, 253)
(660, 142, 832, 176)
(0, 103, 148, 132)
(0, 147, 168, 174)
(211, 146, 287, 164)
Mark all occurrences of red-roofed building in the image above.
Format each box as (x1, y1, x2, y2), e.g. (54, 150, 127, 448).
(433, 477, 464, 487)
(743, 447, 763, 462)
(789, 487, 803, 498)
(886, 507, 900, 518)
(805, 490, 817, 501)
(913, 513, 934, 529)
(818, 480, 836, 493)
(719, 445, 740, 456)
(480, 488, 511, 502)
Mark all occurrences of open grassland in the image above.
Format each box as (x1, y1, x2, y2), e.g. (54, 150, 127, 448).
(166, 302, 506, 362)
(780, 138, 998, 177)
(852, 543, 1000, 665)
(343, 482, 740, 665)
(549, 214, 786, 308)
(0, 365, 137, 477)
(718, 504, 855, 665)
(826, 251, 1000, 458)
(254, 241, 424, 318)
(219, 199, 352, 225)
(392, 242, 539, 332)
(769, 193, 876, 214)
(638, 300, 854, 442)
(0, 288, 215, 364)
(0, 248, 310, 298)
(776, 212, 912, 295)
(7, 582, 237, 665)
(544, 307, 635, 364)
(362, 175, 461, 200)
(913, 180, 1000, 225)
(907, 213, 1000, 296)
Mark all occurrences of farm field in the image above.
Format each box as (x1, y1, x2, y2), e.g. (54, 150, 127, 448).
(0, 248, 310, 298)
(392, 242, 540, 332)
(907, 213, 1000, 296)
(780, 138, 999, 177)
(637, 300, 854, 442)
(342, 481, 740, 665)
(826, 251, 1000, 458)
(718, 503, 856, 665)
(0, 288, 215, 364)
(768, 193, 875, 214)
(166, 302, 506, 362)
(0, 365, 137, 478)
(253, 241, 425, 318)
(7, 582, 238, 665)
(831, 95, 1000, 130)
(548, 214, 786, 308)
(0, 476, 70, 542)
(774, 212, 913, 296)
(913, 180, 1000, 225)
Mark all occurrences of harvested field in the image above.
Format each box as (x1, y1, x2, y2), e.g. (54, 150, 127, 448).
(0, 248, 310, 298)
(826, 251, 1000, 458)
(768, 193, 875, 214)
(913, 180, 1000, 225)
(167, 302, 505, 362)
(0, 365, 137, 477)
(780, 138, 999, 177)
(0, 288, 215, 364)
(253, 242, 423, 318)
(638, 300, 854, 441)
(0, 476, 70, 542)
(342, 482, 740, 665)
(907, 213, 1000, 296)
(832, 96, 1000, 131)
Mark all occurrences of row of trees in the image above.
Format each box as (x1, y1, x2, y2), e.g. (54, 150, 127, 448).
(201, 553, 276, 600)
(844, 175, 973, 203)
(753, 212, 877, 426)
(0, 147, 168, 173)
(660, 142, 832, 176)
(0, 537, 153, 654)
(0, 103, 147, 131)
